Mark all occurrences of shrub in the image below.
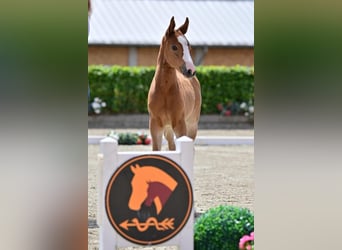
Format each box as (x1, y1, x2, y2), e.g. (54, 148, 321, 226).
(194, 205, 254, 250)
(196, 66, 254, 114)
(88, 65, 254, 114)
(88, 65, 155, 113)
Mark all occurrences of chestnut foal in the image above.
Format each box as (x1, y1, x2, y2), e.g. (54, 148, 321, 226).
(148, 17, 201, 151)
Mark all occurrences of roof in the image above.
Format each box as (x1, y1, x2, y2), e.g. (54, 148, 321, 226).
(88, 0, 254, 47)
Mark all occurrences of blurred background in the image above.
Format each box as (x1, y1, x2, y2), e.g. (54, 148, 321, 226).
(1, 0, 342, 249)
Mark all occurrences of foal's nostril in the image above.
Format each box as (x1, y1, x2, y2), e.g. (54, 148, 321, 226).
(187, 69, 192, 75)
(193, 71, 196, 76)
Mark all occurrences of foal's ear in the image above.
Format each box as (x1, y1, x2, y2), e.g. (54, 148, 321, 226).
(165, 16, 176, 37)
(178, 17, 189, 35)
(130, 164, 141, 174)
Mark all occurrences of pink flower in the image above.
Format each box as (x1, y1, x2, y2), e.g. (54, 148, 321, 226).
(239, 232, 254, 250)
(224, 110, 231, 116)
(217, 103, 223, 111)
(250, 232, 254, 239)
(239, 235, 250, 248)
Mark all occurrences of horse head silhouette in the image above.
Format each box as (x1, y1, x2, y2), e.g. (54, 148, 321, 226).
(128, 164, 178, 214)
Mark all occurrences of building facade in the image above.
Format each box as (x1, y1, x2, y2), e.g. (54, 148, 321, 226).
(88, 46, 253, 66)
(88, 0, 254, 66)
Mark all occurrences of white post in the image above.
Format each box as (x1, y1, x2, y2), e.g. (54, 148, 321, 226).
(176, 136, 194, 250)
(99, 137, 118, 250)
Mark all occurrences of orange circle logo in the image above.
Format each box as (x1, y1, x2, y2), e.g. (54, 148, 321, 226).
(105, 154, 193, 245)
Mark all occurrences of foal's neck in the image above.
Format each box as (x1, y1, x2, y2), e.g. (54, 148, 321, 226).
(155, 42, 177, 89)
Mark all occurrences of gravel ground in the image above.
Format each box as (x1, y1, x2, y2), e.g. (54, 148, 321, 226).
(88, 129, 254, 250)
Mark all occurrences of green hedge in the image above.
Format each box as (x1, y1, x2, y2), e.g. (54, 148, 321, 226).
(88, 65, 254, 114)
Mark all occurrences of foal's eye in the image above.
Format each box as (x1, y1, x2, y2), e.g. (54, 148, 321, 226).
(171, 45, 178, 51)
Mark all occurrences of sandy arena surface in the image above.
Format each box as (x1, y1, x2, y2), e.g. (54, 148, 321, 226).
(88, 129, 254, 250)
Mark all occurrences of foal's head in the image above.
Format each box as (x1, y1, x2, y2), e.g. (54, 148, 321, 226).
(162, 16, 196, 78)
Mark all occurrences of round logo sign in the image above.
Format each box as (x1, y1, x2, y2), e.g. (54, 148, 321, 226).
(105, 154, 193, 245)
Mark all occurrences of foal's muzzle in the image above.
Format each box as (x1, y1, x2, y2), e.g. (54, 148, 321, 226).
(181, 65, 196, 78)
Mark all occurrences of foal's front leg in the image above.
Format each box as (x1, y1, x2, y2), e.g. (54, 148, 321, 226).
(164, 125, 176, 151)
(173, 119, 187, 139)
(149, 117, 163, 151)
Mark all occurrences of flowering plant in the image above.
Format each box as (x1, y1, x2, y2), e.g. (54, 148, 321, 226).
(239, 231, 254, 250)
(216, 101, 254, 120)
(108, 131, 151, 145)
(90, 97, 106, 114)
